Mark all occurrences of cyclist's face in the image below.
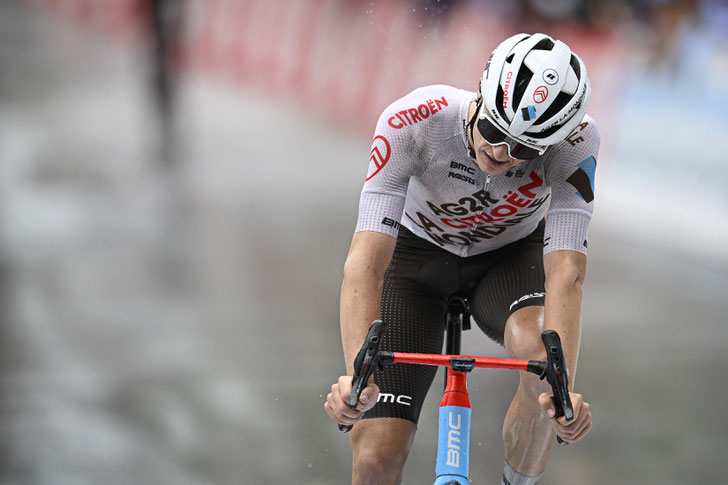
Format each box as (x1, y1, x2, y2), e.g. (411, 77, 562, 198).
(471, 124, 525, 176)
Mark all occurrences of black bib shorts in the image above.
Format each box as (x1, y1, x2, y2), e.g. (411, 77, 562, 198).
(364, 221, 546, 424)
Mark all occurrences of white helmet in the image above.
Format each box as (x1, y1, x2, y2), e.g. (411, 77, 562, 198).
(480, 33, 591, 147)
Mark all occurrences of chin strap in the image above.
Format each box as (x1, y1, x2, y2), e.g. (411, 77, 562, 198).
(464, 93, 483, 158)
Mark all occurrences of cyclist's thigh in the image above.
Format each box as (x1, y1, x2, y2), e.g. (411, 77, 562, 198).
(469, 233, 545, 346)
(365, 230, 451, 424)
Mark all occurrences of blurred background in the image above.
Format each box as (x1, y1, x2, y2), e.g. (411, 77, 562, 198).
(1, 0, 727, 484)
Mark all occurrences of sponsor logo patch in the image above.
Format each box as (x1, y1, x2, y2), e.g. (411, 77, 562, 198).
(366, 135, 391, 181)
(543, 68, 559, 85)
(503, 71, 513, 109)
(566, 156, 597, 203)
(387, 97, 449, 129)
(404, 171, 549, 248)
(509, 292, 546, 311)
(565, 121, 589, 146)
(377, 393, 412, 406)
(533, 86, 548, 103)
(521, 105, 536, 121)
(505, 168, 525, 178)
(381, 217, 400, 230)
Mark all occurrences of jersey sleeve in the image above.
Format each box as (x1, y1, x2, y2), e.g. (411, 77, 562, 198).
(354, 98, 425, 238)
(542, 117, 600, 255)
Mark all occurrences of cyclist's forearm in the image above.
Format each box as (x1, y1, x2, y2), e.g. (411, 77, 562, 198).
(339, 232, 396, 375)
(544, 279, 582, 380)
(340, 269, 384, 375)
(543, 253, 586, 387)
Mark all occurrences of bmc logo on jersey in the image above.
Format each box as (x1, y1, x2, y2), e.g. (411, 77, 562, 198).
(366, 135, 391, 181)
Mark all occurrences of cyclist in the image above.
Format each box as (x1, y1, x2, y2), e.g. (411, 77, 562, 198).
(325, 33, 596, 485)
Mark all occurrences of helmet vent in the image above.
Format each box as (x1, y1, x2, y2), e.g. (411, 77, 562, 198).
(533, 91, 573, 126)
(533, 38, 555, 50)
(496, 85, 508, 120)
(512, 67, 533, 109)
(505, 53, 515, 63)
(570, 54, 581, 79)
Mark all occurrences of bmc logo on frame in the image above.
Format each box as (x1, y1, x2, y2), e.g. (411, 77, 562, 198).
(446, 411, 462, 467)
(377, 393, 412, 406)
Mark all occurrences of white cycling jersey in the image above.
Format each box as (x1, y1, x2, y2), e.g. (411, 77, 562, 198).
(355, 84, 600, 257)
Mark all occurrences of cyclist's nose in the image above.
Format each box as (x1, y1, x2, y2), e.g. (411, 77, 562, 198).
(491, 143, 510, 162)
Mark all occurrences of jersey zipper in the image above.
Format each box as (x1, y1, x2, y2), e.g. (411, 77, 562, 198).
(470, 174, 491, 234)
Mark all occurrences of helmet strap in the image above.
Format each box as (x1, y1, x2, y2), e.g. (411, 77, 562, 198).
(465, 95, 483, 156)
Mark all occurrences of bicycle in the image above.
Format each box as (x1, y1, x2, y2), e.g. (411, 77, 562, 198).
(338, 297, 573, 485)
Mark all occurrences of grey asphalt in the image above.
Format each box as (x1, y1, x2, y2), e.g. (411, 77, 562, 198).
(1, 2, 727, 484)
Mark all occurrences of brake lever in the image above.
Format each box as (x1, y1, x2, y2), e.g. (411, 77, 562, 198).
(338, 320, 387, 433)
(540, 330, 573, 445)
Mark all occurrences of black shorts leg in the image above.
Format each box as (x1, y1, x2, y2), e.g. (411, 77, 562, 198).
(362, 223, 546, 422)
(468, 236, 546, 346)
(363, 265, 447, 424)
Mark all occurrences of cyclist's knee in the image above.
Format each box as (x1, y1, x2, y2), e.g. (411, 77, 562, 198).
(353, 447, 406, 484)
(504, 306, 546, 362)
(503, 307, 552, 399)
(351, 419, 414, 484)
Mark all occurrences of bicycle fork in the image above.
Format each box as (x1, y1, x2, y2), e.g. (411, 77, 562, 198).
(434, 368, 471, 485)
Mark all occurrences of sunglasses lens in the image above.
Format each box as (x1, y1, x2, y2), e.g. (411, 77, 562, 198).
(509, 143, 540, 160)
(476, 117, 507, 144)
(476, 116, 542, 160)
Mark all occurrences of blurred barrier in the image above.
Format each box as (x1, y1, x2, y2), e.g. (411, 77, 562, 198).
(181, 0, 624, 137)
(27, 0, 144, 38)
(27, 0, 624, 135)
(25, 0, 728, 259)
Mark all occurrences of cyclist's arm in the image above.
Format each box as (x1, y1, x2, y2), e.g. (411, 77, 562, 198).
(327, 89, 430, 425)
(340, 230, 397, 374)
(543, 248, 586, 381)
(541, 116, 599, 379)
(324, 230, 395, 425)
(542, 248, 593, 442)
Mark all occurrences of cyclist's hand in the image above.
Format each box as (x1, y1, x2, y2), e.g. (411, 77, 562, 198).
(538, 391, 592, 443)
(324, 375, 379, 426)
